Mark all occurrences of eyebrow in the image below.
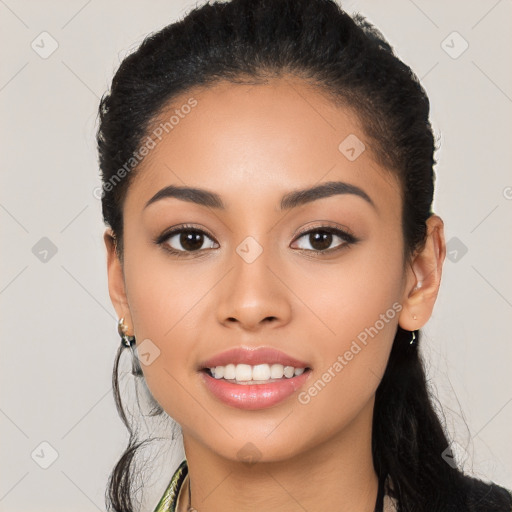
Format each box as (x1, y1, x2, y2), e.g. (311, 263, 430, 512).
(144, 180, 376, 211)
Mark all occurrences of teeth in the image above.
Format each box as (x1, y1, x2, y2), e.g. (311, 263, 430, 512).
(223, 364, 236, 380)
(210, 363, 307, 383)
(270, 363, 284, 379)
(235, 364, 252, 381)
(283, 366, 295, 378)
(252, 364, 270, 381)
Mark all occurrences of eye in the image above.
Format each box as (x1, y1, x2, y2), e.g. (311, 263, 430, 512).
(155, 224, 218, 257)
(291, 225, 357, 255)
(155, 223, 358, 258)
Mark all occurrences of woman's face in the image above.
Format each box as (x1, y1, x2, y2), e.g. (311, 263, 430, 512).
(112, 76, 420, 463)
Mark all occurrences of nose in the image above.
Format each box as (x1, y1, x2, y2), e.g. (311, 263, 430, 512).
(215, 240, 292, 332)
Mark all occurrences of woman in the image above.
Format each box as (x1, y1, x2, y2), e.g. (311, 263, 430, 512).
(97, 0, 512, 510)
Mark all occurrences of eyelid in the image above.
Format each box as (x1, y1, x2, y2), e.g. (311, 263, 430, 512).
(154, 223, 218, 245)
(292, 221, 356, 240)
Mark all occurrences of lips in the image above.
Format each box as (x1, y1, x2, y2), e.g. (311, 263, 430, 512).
(200, 369, 312, 410)
(198, 346, 311, 370)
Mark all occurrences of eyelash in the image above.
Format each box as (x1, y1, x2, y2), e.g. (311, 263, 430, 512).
(154, 223, 359, 258)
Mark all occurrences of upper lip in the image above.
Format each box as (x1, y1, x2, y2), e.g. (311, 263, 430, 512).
(199, 346, 311, 370)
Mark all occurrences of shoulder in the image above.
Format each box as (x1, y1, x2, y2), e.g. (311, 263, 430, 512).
(460, 474, 512, 512)
(383, 473, 512, 511)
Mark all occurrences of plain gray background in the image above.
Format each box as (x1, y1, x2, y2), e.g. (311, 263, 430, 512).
(1, 0, 511, 510)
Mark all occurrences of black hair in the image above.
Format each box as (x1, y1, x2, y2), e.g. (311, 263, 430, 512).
(96, 0, 512, 510)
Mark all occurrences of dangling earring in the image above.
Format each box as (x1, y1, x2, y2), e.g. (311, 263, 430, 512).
(410, 314, 418, 345)
(117, 318, 144, 377)
(118, 317, 135, 347)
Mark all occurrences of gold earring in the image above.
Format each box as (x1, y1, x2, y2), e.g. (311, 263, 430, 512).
(118, 317, 135, 347)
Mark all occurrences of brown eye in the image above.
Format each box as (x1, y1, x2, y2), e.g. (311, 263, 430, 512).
(171, 230, 208, 252)
(157, 225, 218, 256)
(292, 226, 357, 254)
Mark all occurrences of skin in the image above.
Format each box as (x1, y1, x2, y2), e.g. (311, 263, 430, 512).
(104, 76, 446, 512)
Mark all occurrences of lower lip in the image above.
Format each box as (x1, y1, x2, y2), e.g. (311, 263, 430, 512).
(200, 370, 312, 410)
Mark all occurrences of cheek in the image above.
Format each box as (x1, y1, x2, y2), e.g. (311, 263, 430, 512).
(294, 235, 403, 410)
(123, 227, 215, 342)
(293, 313, 399, 447)
(121, 246, 216, 421)
(294, 228, 404, 347)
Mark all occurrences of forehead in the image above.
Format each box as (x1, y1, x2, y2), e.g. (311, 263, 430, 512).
(125, 77, 401, 216)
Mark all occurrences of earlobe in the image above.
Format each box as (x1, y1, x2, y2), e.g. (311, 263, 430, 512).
(104, 229, 132, 327)
(398, 215, 446, 332)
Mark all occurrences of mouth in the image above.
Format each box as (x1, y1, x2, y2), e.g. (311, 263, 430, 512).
(201, 363, 312, 385)
(198, 346, 313, 409)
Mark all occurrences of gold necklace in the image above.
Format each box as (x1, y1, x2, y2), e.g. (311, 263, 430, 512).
(176, 473, 195, 512)
(157, 459, 392, 511)
(152, 460, 188, 512)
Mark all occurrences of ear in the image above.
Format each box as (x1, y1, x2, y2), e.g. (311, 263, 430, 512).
(104, 228, 133, 334)
(398, 214, 446, 331)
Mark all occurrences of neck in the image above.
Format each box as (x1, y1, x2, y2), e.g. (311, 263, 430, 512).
(180, 397, 379, 512)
